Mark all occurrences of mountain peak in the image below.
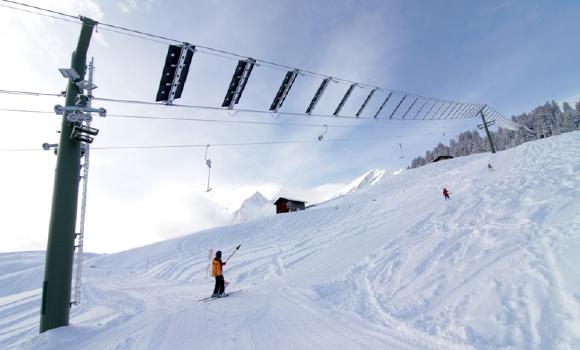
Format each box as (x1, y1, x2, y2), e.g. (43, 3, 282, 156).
(247, 191, 269, 204)
(334, 169, 386, 197)
(232, 191, 272, 223)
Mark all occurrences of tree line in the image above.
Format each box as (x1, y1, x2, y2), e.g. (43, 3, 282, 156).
(409, 100, 580, 169)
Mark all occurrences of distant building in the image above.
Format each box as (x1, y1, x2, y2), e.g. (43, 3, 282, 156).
(433, 155, 453, 163)
(273, 197, 306, 214)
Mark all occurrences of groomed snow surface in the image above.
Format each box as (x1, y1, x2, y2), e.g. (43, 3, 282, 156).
(1, 132, 579, 350)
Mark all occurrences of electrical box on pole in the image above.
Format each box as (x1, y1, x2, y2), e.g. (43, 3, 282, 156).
(40, 16, 97, 334)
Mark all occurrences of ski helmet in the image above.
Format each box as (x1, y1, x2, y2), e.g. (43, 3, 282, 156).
(215, 250, 222, 259)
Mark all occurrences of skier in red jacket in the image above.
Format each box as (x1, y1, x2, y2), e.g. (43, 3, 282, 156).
(443, 187, 450, 200)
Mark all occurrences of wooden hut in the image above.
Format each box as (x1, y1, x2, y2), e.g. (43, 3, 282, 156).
(433, 155, 453, 163)
(274, 197, 306, 214)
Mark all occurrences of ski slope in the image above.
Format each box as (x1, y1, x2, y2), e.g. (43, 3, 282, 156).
(1, 132, 579, 349)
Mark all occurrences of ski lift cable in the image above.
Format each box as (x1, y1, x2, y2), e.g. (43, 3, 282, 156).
(0, 89, 63, 98)
(0, 130, 450, 153)
(0, 102, 487, 131)
(273, 123, 332, 199)
(0, 1, 79, 22)
(275, 140, 321, 199)
(96, 25, 170, 46)
(90, 96, 482, 122)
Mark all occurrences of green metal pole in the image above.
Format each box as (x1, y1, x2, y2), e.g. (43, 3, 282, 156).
(480, 108, 496, 154)
(40, 17, 96, 334)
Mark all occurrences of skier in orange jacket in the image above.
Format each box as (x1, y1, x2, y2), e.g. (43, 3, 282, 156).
(211, 251, 226, 297)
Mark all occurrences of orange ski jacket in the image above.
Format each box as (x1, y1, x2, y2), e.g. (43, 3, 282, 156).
(211, 258, 224, 277)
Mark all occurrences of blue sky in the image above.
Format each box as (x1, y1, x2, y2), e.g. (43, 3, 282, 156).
(0, 0, 578, 252)
(129, 0, 579, 114)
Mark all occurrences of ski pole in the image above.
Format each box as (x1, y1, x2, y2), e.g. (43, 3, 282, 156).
(205, 248, 213, 278)
(224, 244, 241, 264)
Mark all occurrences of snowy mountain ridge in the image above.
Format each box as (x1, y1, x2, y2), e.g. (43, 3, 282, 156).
(1, 132, 579, 350)
(231, 191, 273, 223)
(333, 168, 386, 197)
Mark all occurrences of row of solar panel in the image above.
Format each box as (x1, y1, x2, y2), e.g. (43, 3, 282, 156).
(154, 44, 481, 120)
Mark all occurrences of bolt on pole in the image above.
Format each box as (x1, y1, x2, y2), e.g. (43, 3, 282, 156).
(40, 16, 96, 334)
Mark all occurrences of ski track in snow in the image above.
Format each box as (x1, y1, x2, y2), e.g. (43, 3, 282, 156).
(1, 132, 580, 349)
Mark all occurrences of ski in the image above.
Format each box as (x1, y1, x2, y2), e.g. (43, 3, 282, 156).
(199, 289, 241, 302)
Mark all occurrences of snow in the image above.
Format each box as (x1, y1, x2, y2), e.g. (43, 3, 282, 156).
(0, 252, 45, 298)
(1, 132, 580, 349)
(231, 191, 273, 223)
(332, 168, 386, 197)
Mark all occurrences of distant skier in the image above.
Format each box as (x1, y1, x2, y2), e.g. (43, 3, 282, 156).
(211, 250, 226, 297)
(487, 163, 494, 172)
(443, 187, 450, 200)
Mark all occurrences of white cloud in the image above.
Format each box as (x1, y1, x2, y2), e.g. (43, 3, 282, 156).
(118, 0, 159, 14)
(84, 180, 233, 252)
(118, 0, 137, 14)
(0, 0, 403, 253)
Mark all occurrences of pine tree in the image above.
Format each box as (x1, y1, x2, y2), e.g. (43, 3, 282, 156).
(409, 99, 580, 169)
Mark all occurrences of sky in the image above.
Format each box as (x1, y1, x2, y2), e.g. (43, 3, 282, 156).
(0, 0, 579, 253)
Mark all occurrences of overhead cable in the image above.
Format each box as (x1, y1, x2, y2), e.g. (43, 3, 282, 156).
(0, 106, 479, 131)
(0, 89, 485, 123)
(0, 131, 443, 153)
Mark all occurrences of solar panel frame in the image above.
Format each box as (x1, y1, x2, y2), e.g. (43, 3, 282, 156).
(306, 77, 331, 114)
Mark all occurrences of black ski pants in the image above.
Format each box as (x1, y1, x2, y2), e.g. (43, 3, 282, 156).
(213, 275, 225, 295)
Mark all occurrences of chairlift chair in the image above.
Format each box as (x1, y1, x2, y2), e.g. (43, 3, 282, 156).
(204, 145, 212, 192)
(399, 142, 405, 159)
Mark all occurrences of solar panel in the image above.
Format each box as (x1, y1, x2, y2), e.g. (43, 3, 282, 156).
(387, 95, 407, 119)
(333, 83, 356, 116)
(222, 58, 256, 109)
(306, 77, 331, 114)
(269, 69, 299, 112)
(155, 44, 195, 103)
(374, 92, 393, 118)
(429, 101, 447, 119)
(400, 96, 419, 119)
(449, 104, 467, 119)
(443, 103, 460, 120)
(356, 88, 377, 117)
(435, 102, 453, 120)
(412, 97, 430, 119)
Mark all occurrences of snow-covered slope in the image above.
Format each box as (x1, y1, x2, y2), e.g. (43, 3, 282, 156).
(1, 132, 580, 350)
(231, 191, 273, 223)
(0, 252, 45, 298)
(333, 168, 386, 197)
